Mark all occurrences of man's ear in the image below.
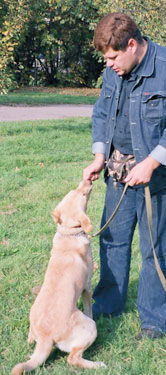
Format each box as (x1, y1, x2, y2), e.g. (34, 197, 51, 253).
(79, 212, 92, 234)
(128, 38, 137, 53)
(52, 206, 61, 224)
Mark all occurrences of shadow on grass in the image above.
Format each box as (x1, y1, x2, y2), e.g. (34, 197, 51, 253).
(45, 349, 67, 367)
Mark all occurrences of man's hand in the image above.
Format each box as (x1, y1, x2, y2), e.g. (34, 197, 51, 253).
(83, 153, 105, 183)
(123, 156, 160, 186)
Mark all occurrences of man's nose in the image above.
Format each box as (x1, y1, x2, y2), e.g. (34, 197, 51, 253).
(106, 60, 113, 67)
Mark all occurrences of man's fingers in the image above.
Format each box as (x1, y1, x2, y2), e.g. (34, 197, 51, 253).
(91, 173, 100, 181)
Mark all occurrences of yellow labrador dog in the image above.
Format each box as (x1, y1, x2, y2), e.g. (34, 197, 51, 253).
(12, 181, 106, 375)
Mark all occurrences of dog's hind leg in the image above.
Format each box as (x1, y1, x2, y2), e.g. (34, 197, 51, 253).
(11, 338, 53, 375)
(67, 346, 106, 369)
(67, 313, 106, 369)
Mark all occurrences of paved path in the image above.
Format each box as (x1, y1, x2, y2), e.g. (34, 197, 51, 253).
(0, 104, 93, 122)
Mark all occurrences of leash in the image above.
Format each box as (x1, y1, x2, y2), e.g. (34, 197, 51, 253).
(144, 185, 166, 292)
(91, 182, 129, 238)
(91, 182, 166, 292)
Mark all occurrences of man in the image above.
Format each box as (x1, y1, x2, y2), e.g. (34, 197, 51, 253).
(83, 12, 166, 339)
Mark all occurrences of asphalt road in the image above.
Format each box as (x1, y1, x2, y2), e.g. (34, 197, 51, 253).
(0, 104, 93, 122)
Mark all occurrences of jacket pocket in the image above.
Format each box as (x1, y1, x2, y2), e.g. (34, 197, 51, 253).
(104, 84, 114, 98)
(141, 91, 166, 121)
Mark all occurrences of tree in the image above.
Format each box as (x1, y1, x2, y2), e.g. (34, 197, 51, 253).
(11, 0, 103, 87)
(0, 0, 166, 92)
(0, 0, 32, 92)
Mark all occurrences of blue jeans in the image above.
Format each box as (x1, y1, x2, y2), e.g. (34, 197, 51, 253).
(93, 177, 166, 332)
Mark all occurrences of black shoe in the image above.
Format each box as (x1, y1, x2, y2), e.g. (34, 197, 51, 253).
(136, 328, 164, 340)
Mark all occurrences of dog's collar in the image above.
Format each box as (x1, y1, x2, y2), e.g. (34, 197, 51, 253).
(58, 231, 86, 238)
(57, 225, 87, 238)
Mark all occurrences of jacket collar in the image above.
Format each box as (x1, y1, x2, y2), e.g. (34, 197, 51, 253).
(137, 37, 156, 78)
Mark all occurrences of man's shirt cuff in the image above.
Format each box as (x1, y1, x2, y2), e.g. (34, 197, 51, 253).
(92, 142, 106, 155)
(150, 145, 166, 165)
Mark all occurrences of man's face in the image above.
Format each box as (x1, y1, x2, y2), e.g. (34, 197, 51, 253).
(103, 43, 137, 76)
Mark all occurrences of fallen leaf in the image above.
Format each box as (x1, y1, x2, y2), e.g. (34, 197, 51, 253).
(1, 239, 10, 247)
(93, 262, 98, 271)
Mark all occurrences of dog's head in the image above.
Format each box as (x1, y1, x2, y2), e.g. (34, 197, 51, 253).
(52, 181, 92, 233)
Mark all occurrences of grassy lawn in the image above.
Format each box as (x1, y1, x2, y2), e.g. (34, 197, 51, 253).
(0, 87, 99, 106)
(0, 118, 166, 375)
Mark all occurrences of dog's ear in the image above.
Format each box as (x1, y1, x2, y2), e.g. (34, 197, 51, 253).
(52, 207, 61, 224)
(79, 212, 92, 234)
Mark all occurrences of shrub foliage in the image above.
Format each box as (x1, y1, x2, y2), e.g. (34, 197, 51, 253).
(0, 0, 166, 92)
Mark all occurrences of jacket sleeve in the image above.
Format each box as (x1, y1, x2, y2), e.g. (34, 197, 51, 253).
(150, 145, 166, 165)
(92, 68, 113, 156)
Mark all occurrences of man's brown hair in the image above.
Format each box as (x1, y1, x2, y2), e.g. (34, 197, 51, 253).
(94, 12, 143, 52)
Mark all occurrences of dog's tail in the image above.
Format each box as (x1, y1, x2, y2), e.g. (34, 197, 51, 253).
(11, 339, 53, 375)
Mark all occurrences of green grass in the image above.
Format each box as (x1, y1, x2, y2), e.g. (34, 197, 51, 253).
(0, 118, 166, 375)
(0, 91, 97, 106)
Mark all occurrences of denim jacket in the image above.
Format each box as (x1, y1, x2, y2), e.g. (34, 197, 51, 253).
(92, 38, 166, 192)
